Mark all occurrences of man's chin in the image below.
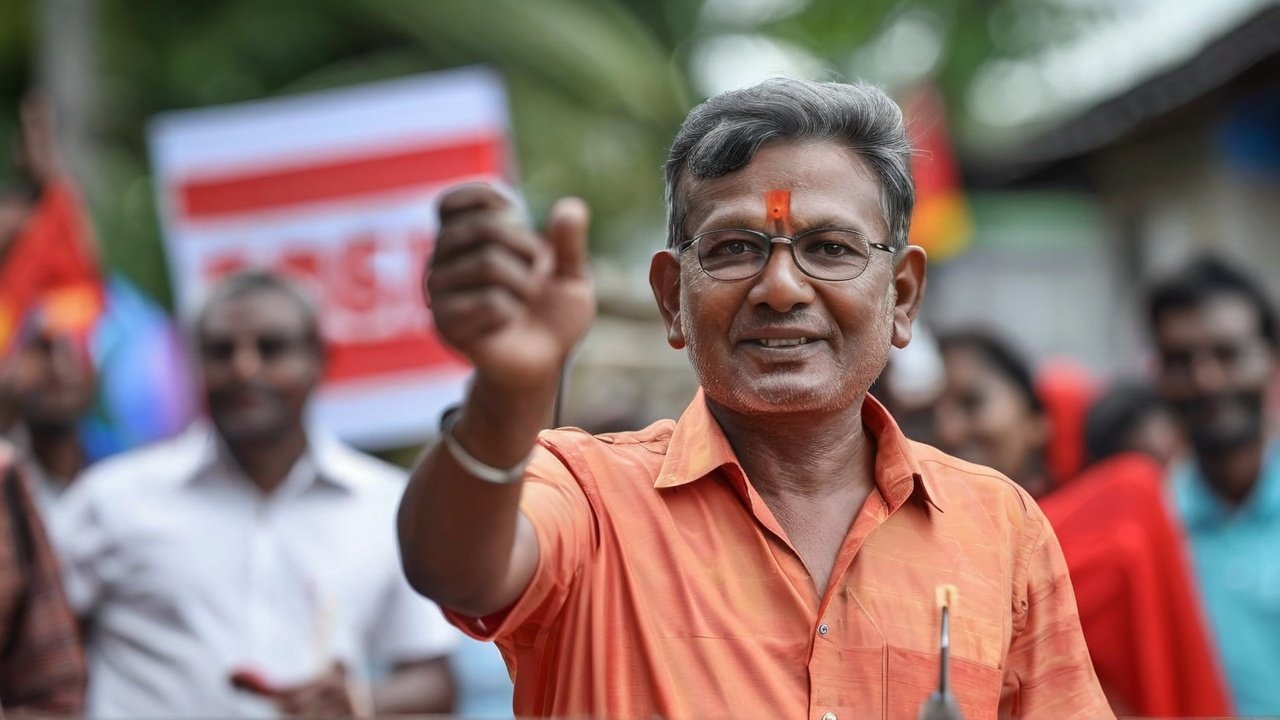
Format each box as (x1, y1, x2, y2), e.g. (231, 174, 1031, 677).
(704, 376, 857, 417)
(1180, 395, 1266, 457)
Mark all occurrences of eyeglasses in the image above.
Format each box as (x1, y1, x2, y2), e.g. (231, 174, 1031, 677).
(679, 228, 896, 282)
(200, 333, 315, 365)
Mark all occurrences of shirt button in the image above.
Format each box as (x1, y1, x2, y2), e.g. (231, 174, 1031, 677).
(817, 623, 829, 636)
(821, 713, 837, 720)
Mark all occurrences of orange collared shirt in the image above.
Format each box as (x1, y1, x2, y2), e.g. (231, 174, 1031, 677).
(446, 392, 1112, 719)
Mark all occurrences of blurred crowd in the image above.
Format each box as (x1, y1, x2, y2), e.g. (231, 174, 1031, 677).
(876, 256, 1280, 716)
(0, 88, 1277, 719)
(0, 100, 511, 717)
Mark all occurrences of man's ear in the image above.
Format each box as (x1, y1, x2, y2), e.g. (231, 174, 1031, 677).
(650, 249, 685, 349)
(890, 245, 927, 349)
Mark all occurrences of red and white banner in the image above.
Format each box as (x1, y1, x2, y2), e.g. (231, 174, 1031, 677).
(150, 67, 513, 447)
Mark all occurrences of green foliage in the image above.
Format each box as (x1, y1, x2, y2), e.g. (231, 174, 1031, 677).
(2, 0, 1092, 307)
(0, 0, 34, 183)
(73, 0, 704, 305)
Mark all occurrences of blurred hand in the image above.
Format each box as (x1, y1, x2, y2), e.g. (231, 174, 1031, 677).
(426, 185, 595, 393)
(230, 663, 369, 719)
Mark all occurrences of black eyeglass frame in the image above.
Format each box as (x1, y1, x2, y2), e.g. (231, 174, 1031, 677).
(678, 227, 898, 282)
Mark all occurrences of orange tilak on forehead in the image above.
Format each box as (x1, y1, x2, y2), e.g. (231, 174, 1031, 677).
(764, 189, 791, 225)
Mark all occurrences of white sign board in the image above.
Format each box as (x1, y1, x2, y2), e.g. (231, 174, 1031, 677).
(150, 67, 513, 447)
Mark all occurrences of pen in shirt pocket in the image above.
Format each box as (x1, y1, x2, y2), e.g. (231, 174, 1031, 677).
(918, 584, 963, 720)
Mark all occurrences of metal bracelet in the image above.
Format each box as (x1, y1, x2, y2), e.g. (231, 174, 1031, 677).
(439, 408, 530, 485)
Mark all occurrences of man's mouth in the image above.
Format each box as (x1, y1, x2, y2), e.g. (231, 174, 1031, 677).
(752, 338, 814, 348)
(218, 388, 277, 410)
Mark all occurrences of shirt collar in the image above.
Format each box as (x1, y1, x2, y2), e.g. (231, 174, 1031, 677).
(180, 421, 359, 493)
(654, 389, 942, 512)
(653, 389, 737, 491)
(1173, 441, 1280, 528)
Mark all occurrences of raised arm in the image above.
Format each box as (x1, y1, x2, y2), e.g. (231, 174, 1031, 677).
(397, 185, 594, 618)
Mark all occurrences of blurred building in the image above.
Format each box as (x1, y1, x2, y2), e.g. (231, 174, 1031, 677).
(945, 2, 1280, 376)
(560, 262, 698, 431)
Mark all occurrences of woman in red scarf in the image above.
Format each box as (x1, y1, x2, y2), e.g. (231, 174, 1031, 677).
(933, 328, 1231, 716)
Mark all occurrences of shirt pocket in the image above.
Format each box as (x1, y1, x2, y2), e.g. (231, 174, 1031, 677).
(887, 646, 1002, 719)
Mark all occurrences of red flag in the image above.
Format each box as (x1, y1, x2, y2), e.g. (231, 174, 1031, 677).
(0, 180, 104, 355)
(904, 85, 972, 261)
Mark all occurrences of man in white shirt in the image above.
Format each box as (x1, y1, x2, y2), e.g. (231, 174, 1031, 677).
(53, 270, 458, 717)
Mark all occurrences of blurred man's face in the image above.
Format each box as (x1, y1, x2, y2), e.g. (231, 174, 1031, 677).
(16, 331, 97, 430)
(1154, 295, 1277, 456)
(198, 290, 321, 445)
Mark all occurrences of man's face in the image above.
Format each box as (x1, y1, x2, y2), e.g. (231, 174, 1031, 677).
(651, 139, 923, 417)
(198, 290, 322, 445)
(15, 331, 97, 429)
(1154, 295, 1277, 456)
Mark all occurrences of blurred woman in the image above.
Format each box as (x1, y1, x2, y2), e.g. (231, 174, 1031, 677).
(933, 329, 1053, 497)
(931, 333, 1229, 715)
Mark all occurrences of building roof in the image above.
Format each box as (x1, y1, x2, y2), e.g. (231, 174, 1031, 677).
(972, 2, 1280, 180)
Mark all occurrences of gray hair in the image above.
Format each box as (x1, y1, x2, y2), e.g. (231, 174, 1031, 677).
(664, 77, 915, 250)
(194, 268, 321, 344)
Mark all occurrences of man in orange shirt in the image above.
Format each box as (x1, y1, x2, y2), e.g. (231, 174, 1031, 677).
(399, 78, 1111, 719)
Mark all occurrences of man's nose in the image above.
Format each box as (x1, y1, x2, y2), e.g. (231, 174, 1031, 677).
(229, 341, 263, 380)
(747, 242, 814, 313)
(48, 338, 79, 373)
(1188, 352, 1229, 394)
(37, 336, 88, 381)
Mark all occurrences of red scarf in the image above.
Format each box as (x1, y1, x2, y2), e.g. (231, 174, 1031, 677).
(1041, 454, 1232, 716)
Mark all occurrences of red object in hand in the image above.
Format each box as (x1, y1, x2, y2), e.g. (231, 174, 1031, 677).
(229, 668, 277, 696)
